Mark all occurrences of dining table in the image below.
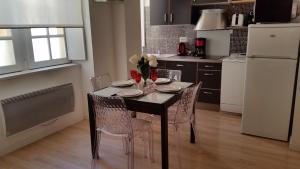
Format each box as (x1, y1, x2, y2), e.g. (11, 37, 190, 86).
(88, 81, 195, 169)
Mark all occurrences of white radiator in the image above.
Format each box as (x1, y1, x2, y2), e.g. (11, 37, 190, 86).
(1, 83, 74, 137)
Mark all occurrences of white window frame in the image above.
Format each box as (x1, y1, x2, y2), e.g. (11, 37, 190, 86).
(0, 29, 25, 74)
(0, 28, 71, 75)
(27, 28, 69, 69)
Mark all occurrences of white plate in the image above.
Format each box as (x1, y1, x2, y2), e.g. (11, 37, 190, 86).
(155, 78, 171, 85)
(156, 85, 182, 93)
(112, 80, 134, 87)
(117, 89, 143, 98)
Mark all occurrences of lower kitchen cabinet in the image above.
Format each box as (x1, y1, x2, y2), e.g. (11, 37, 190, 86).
(198, 89, 220, 104)
(166, 61, 197, 83)
(198, 70, 221, 89)
(157, 59, 222, 104)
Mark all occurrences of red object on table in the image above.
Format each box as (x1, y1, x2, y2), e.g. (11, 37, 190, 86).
(135, 73, 142, 83)
(150, 68, 157, 82)
(130, 70, 138, 79)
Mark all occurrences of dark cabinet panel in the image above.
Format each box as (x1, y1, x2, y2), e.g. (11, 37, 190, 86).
(198, 62, 222, 71)
(166, 61, 197, 83)
(198, 89, 220, 104)
(150, 0, 192, 25)
(150, 0, 168, 25)
(157, 60, 167, 69)
(170, 0, 192, 24)
(198, 70, 221, 89)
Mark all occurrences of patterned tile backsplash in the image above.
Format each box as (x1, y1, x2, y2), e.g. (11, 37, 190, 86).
(143, 3, 255, 55)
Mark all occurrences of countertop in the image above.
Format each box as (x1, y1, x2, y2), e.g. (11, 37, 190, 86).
(156, 55, 224, 63)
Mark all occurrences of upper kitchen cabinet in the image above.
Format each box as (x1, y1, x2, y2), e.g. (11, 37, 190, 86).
(150, 0, 192, 25)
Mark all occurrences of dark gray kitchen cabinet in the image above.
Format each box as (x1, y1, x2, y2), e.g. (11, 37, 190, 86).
(157, 59, 222, 104)
(150, 0, 192, 25)
(166, 61, 197, 83)
(150, 0, 168, 25)
(197, 62, 222, 104)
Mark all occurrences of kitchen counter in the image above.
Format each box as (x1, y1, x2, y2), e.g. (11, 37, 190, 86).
(157, 55, 224, 63)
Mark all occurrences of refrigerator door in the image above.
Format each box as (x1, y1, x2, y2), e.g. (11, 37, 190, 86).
(247, 26, 300, 59)
(242, 57, 297, 141)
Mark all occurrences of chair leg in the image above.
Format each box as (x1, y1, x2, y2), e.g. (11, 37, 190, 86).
(174, 125, 182, 169)
(96, 131, 102, 159)
(148, 127, 154, 162)
(122, 136, 129, 154)
(127, 136, 134, 169)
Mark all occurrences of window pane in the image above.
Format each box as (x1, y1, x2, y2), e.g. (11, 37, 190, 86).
(50, 37, 67, 59)
(32, 38, 50, 62)
(31, 28, 47, 36)
(0, 40, 16, 67)
(49, 28, 64, 35)
(0, 29, 11, 37)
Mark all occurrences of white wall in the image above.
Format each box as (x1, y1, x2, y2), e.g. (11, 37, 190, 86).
(89, 1, 116, 80)
(75, 0, 95, 119)
(0, 66, 84, 156)
(112, 3, 128, 80)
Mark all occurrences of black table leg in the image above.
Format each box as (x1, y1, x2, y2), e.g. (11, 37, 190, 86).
(88, 94, 98, 159)
(190, 104, 196, 143)
(161, 106, 169, 169)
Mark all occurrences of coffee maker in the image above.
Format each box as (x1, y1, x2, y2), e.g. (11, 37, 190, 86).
(194, 38, 206, 58)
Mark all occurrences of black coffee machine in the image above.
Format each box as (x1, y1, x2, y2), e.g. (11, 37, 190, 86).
(194, 38, 206, 58)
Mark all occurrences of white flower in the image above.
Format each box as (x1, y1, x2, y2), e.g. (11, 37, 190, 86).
(129, 54, 140, 65)
(148, 55, 157, 61)
(149, 59, 158, 67)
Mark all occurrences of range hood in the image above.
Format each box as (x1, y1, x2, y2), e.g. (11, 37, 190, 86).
(194, 9, 227, 31)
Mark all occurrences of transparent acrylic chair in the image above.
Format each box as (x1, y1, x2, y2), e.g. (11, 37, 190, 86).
(168, 82, 202, 169)
(90, 73, 112, 91)
(157, 69, 182, 82)
(88, 94, 154, 169)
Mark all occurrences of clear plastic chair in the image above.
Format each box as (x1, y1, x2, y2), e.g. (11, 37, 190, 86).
(168, 82, 202, 169)
(157, 69, 182, 82)
(90, 73, 112, 91)
(88, 94, 154, 169)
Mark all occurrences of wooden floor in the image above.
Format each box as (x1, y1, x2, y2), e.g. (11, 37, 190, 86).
(1, 108, 300, 169)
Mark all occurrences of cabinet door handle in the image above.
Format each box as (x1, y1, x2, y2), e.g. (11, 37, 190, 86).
(176, 64, 184, 67)
(203, 91, 213, 95)
(204, 73, 214, 76)
(204, 65, 214, 68)
(170, 13, 173, 23)
(164, 13, 167, 23)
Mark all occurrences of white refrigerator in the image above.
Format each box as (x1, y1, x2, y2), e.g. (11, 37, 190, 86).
(241, 24, 300, 141)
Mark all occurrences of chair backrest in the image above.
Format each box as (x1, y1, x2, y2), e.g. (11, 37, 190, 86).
(90, 73, 112, 92)
(88, 94, 132, 135)
(157, 69, 182, 82)
(175, 82, 203, 123)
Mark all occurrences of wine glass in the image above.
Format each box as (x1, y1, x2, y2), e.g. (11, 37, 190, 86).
(150, 68, 157, 82)
(130, 70, 138, 80)
(135, 73, 142, 84)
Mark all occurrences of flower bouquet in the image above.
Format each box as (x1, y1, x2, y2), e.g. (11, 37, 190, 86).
(129, 54, 158, 86)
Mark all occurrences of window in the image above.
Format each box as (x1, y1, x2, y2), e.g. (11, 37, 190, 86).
(0, 28, 70, 74)
(0, 29, 15, 67)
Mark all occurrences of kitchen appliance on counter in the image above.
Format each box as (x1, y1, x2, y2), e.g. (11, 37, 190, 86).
(231, 13, 244, 27)
(177, 37, 188, 56)
(194, 38, 206, 58)
(255, 0, 293, 23)
(242, 24, 300, 141)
